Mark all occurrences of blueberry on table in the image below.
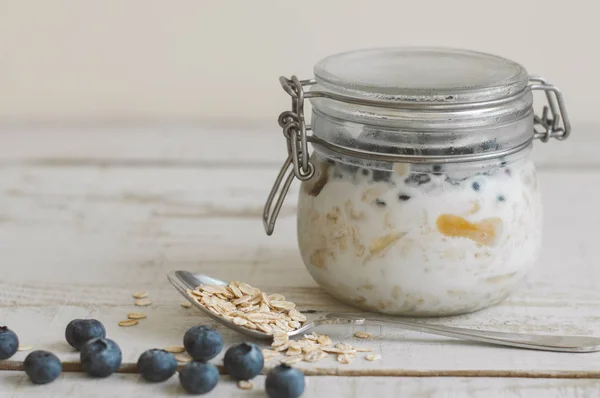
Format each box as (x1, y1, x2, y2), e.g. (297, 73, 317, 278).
(179, 361, 219, 395)
(80, 338, 122, 377)
(183, 325, 223, 361)
(137, 349, 177, 382)
(223, 342, 264, 381)
(266, 364, 305, 398)
(0, 326, 19, 360)
(65, 319, 106, 350)
(24, 350, 62, 384)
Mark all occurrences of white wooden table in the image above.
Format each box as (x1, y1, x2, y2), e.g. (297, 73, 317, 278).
(1, 125, 600, 397)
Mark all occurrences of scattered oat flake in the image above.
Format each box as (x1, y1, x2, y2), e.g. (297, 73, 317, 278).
(281, 355, 303, 365)
(365, 354, 381, 361)
(135, 298, 152, 306)
(127, 312, 147, 320)
(237, 380, 253, 390)
(118, 319, 139, 327)
(262, 349, 279, 356)
(274, 342, 291, 352)
(132, 291, 148, 299)
(181, 302, 192, 308)
(335, 343, 354, 351)
(355, 347, 373, 352)
(304, 349, 327, 362)
(354, 331, 370, 339)
(337, 354, 354, 364)
(321, 347, 354, 355)
(17, 345, 33, 351)
(317, 335, 332, 346)
(164, 346, 185, 353)
(304, 333, 318, 341)
(175, 354, 192, 363)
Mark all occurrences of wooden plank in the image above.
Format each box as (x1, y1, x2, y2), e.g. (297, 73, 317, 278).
(1, 165, 600, 377)
(0, 124, 598, 167)
(1, 372, 600, 398)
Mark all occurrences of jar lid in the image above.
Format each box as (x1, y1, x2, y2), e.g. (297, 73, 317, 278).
(313, 47, 529, 105)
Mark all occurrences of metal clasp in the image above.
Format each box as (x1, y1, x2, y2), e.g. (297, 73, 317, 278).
(529, 76, 571, 142)
(262, 76, 315, 235)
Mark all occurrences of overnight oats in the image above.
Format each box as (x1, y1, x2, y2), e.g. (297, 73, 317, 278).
(263, 47, 570, 316)
(297, 149, 541, 315)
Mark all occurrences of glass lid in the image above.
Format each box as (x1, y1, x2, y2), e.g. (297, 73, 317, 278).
(313, 47, 530, 104)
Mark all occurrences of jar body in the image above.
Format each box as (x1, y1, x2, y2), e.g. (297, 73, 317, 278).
(297, 144, 542, 316)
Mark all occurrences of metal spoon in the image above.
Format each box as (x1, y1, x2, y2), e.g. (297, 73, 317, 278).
(167, 271, 600, 353)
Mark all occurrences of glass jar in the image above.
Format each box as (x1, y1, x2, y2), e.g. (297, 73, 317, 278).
(263, 48, 570, 316)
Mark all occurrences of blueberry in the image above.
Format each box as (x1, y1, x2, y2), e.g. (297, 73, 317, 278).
(24, 350, 62, 384)
(80, 338, 122, 377)
(183, 325, 223, 361)
(432, 165, 443, 176)
(137, 349, 177, 382)
(65, 319, 106, 350)
(374, 198, 386, 207)
(398, 194, 411, 201)
(0, 326, 19, 360)
(497, 195, 506, 202)
(179, 361, 219, 395)
(223, 342, 264, 381)
(472, 182, 481, 192)
(404, 173, 431, 187)
(372, 169, 392, 183)
(265, 364, 305, 398)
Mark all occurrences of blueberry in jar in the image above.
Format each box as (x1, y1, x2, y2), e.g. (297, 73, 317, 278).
(179, 361, 219, 395)
(372, 169, 392, 183)
(266, 364, 305, 398)
(183, 325, 223, 361)
(472, 182, 481, 192)
(404, 173, 431, 187)
(432, 165, 443, 176)
(137, 349, 177, 382)
(0, 326, 19, 360)
(398, 194, 411, 201)
(223, 342, 264, 381)
(24, 350, 62, 384)
(374, 198, 386, 207)
(80, 338, 122, 377)
(65, 319, 106, 350)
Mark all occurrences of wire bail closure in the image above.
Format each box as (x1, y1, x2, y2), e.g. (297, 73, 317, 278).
(263, 74, 571, 235)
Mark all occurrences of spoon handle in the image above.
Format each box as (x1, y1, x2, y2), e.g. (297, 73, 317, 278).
(323, 313, 600, 353)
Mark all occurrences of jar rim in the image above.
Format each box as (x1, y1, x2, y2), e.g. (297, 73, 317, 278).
(313, 47, 530, 106)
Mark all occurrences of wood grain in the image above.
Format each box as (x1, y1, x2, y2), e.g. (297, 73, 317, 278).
(3, 372, 600, 398)
(1, 127, 600, 395)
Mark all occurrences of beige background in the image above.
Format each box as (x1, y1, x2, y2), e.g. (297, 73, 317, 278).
(0, 0, 596, 127)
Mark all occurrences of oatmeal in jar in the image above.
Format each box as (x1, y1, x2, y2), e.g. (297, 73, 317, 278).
(297, 147, 541, 315)
(263, 47, 570, 316)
